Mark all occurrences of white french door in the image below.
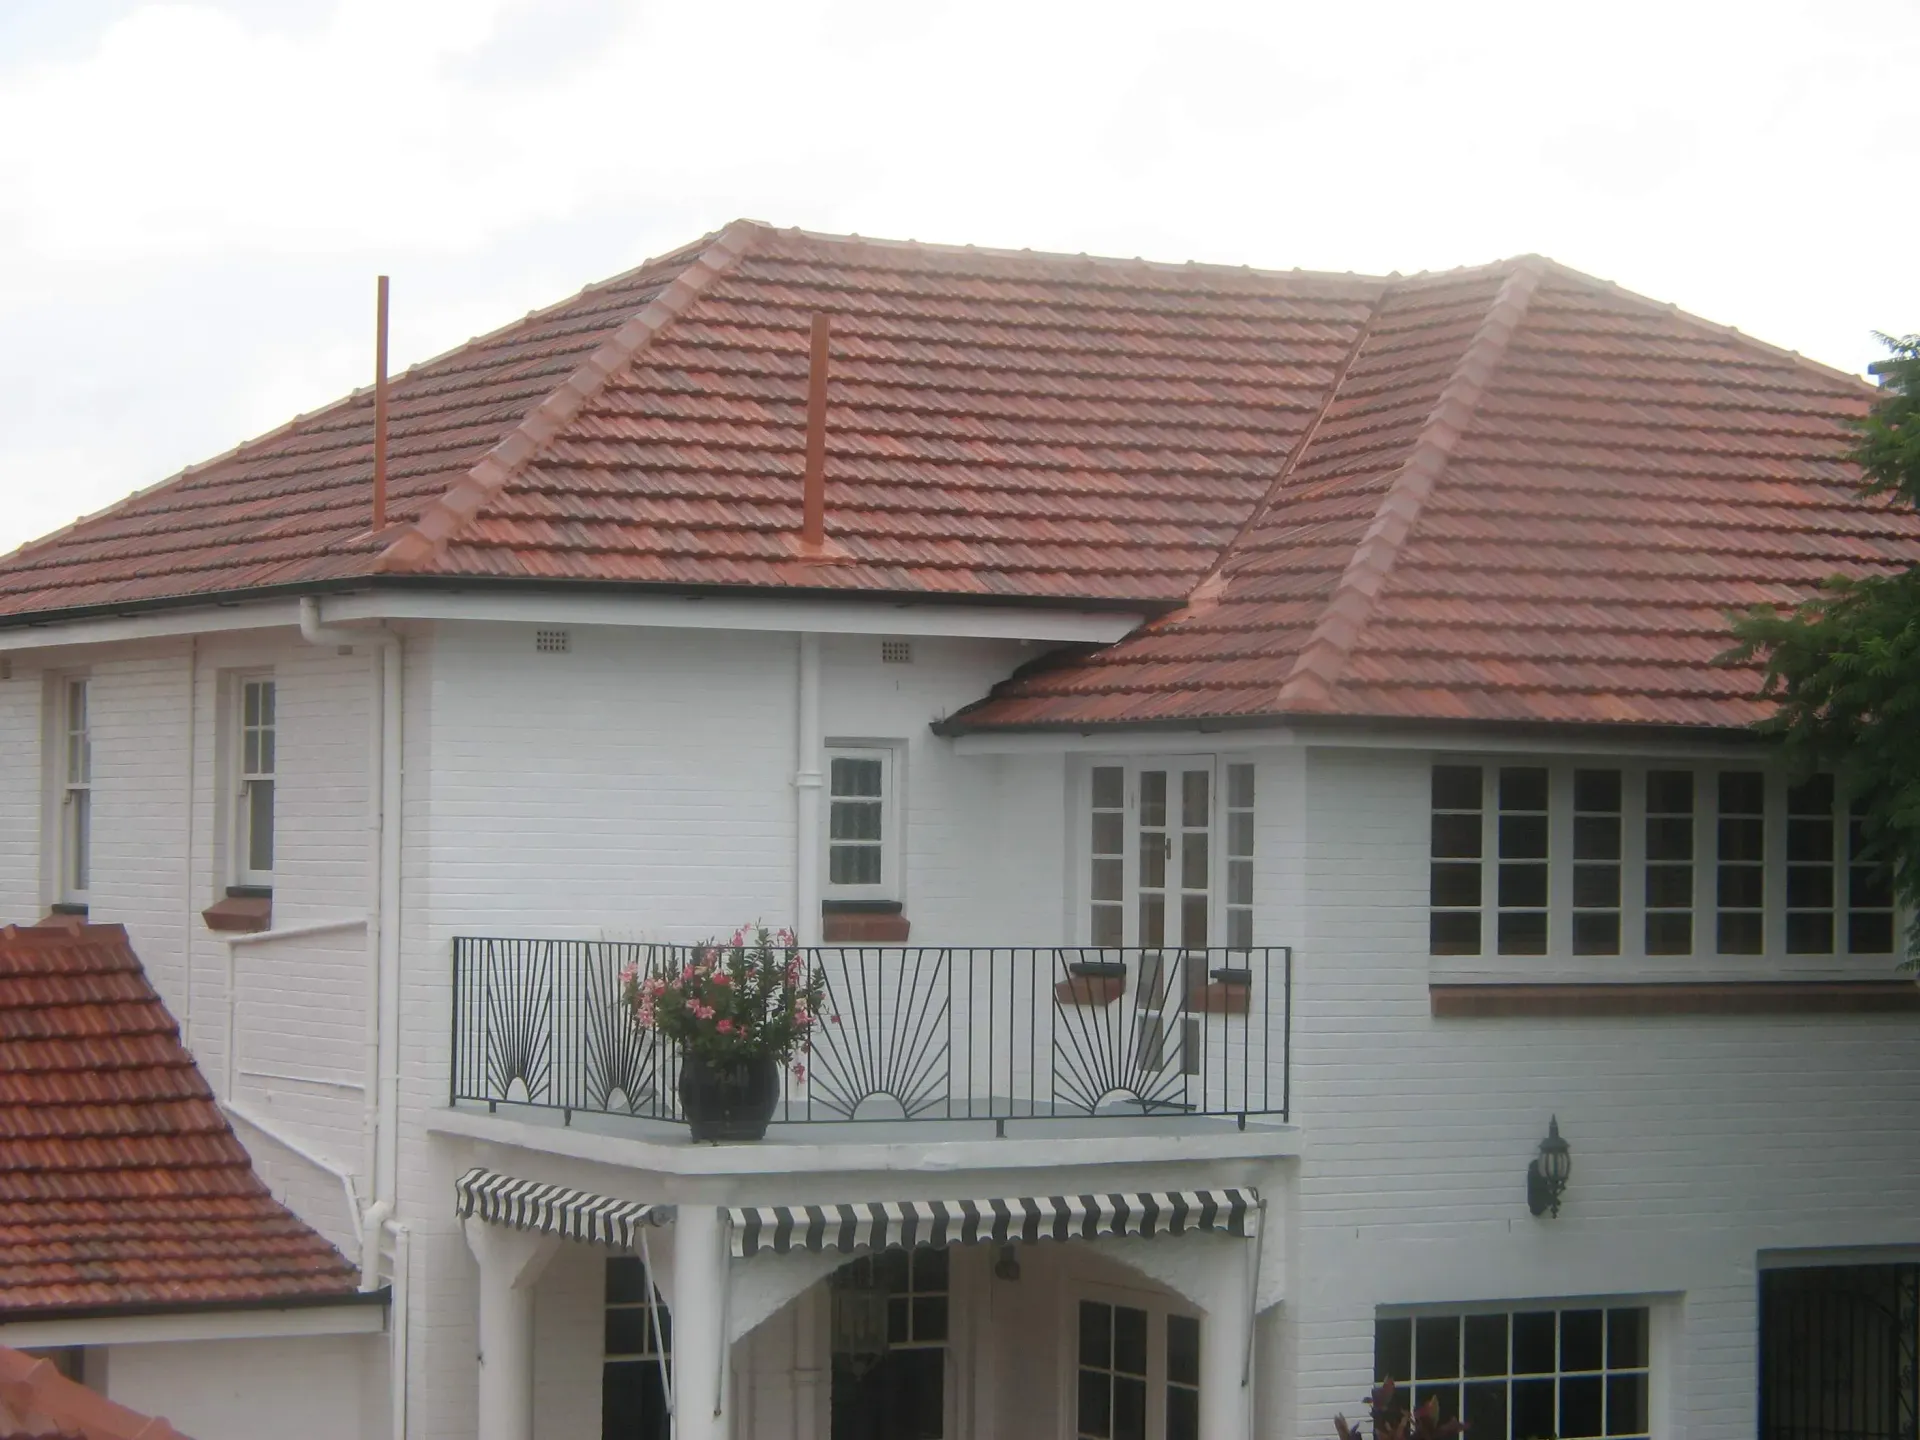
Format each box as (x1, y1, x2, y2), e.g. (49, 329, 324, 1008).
(1086, 757, 1216, 951)
(1070, 1287, 1202, 1440)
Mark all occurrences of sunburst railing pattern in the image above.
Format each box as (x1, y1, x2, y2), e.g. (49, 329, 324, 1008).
(451, 940, 1289, 1127)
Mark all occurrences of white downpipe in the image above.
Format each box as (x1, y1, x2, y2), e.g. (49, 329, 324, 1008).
(181, 638, 198, 1051)
(795, 634, 822, 946)
(376, 637, 403, 1211)
(386, 1218, 412, 1440)
(221, 1097, 362, 1245)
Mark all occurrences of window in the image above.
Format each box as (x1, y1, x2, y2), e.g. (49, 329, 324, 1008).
(1496, 767, 1549, 956)
(1429, 760, 1900, 961)
(58, 679, 91, 904)
(1643, 770, 1694, 956)
(603, 1255, 670, 1440)
(1430, 765, 1483, 955)
(235, 677, 276, 886)
(1081, 758, 1253, 951)
(1076, 1293, 1201, 1440)
(827, 747, 896, 899)
(1716, 770, 1765, 954)
(832, 1247, 947, 1439)
(1375, 1306, 1651, 1440)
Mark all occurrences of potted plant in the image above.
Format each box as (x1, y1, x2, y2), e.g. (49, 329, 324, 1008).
(624, 924, 828, 1142)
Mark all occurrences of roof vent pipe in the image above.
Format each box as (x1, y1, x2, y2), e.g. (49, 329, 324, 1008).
(373, 275, 390, 531)
(802, 313, 830, 549)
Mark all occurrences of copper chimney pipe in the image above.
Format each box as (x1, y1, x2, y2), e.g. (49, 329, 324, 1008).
(802, 313, 830, 549)
(373, 275, 391, 531)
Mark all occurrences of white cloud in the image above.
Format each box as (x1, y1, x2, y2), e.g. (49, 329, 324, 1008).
(1, 0, 1917, 552)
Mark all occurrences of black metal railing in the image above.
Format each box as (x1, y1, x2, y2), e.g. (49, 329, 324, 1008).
(450, 940, 1290, 1128)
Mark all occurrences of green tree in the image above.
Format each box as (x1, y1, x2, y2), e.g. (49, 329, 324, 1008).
(1726, 334, 1920, 962)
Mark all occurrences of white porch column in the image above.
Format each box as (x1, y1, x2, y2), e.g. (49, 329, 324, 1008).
(1198, 1242, 1253, 1440)
(462, 1219, 560, 1440)
(674, 1205, 732, 1440)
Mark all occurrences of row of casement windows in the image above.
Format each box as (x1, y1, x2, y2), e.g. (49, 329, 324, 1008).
(53, 675, 276, 905)
(1430, 763, 1896, 958)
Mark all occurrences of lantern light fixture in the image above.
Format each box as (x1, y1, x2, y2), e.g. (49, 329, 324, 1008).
(1526, 1115, 1572, 1218)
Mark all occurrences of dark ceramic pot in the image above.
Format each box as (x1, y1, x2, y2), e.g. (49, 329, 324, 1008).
(679, 1051, 781, 1141)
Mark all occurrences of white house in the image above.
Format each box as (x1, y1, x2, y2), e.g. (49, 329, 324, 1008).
(0, 220, 1917, 1440)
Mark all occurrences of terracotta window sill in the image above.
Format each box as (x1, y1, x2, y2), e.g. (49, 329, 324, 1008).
(821, 900, 910, 944)
(1431, 981, 1920, 1018)
(202, 891, 272, 935)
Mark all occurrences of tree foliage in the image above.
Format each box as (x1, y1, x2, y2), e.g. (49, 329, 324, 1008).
(1725, 334, 1920, 961)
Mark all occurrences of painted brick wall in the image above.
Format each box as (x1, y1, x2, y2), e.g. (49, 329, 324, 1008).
(106, 1332, 385, 1440)
(1287, 744, 1920, 1440)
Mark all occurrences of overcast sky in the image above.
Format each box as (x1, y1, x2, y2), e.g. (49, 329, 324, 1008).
(1, 0, 1914, 554)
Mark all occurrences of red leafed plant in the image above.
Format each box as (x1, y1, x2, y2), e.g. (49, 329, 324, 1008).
(1334, 1380, 1467, 1440)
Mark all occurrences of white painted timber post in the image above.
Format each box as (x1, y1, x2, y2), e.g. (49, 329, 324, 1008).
(674, 1205, 732, 1440)
(1199, 1241, 1252, 1440)
(795, 632, 823, 946)
(463, 1219, 559, 1440)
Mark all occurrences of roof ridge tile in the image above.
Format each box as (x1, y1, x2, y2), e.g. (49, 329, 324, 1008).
(1277, 258, 1549, 709)
(374, 220, 769, 572)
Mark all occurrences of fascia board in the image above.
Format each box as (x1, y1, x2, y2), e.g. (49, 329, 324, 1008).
(322, 589, 1143, 643)
(0, 601, 302, 653)
(0, 1300, 388, 1347)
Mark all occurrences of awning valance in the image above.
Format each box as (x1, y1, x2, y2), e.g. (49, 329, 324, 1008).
(455, 1166, 670, 1249)
(727, 1189, 1259, 1259)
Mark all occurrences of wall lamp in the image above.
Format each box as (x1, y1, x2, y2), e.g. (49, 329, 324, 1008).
(1526, 1116, 1572, 1218)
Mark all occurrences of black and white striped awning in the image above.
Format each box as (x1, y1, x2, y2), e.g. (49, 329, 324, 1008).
(728, 1189, 1259, 1258)
(455, 1167, 670, 1249)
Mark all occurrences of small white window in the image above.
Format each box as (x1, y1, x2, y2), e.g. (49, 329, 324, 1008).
(58, 679, 91, 905)
(234, 676, 276, 887)
(825, 746, 896, 899)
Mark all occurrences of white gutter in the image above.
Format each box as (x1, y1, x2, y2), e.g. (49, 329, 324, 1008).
(794, 634, 822, 945)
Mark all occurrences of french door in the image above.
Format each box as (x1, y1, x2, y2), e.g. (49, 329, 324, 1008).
(1074, 1290, 1202, 1440)
(1087, 758, 1216, 951)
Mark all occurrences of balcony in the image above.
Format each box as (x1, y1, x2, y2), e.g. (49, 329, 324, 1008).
(450, 939, 1291, 1135)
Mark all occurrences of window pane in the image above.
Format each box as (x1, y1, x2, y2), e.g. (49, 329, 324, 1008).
(911, 1296, 947, 1343)
(1499, 814, 1549, 859)
(1574, 768, 1622, 813)
(1573, 864, 1621, 909)
(1787, 817, 1833, 863)
(1092, 905, 1122, 946)
(1607, 1308, 1649, 1368)
(70, 792, 90, 894)
(1497, 910, 1548, 955)
(1646, 910, 1692, 955)
(1139, 895, 1164, 948)
(1574, 815, 1621, 861)
(1113, 1305, 1148, 1375)
(1514, 1379, 1555, 1439)
(1165, 1387, 1198, 1440)
(1607, 1374, 1650, 1436)
(1463, 1382, 1507, 1436)
(830, 847, 881, 885)
(1432, 765, 1482, 811)
(830, 801, 882, 840)
(1092, 858, 1123, 904)
(1645, 818, 1694, 862)
(830, 757, 883, 798)
(1717, 911, 1763, 955)
(1562, 1310, 1603, 1371)
(1512, 1312, 1556, 1373)
(1139, 773, 1165, 828)
(1717, 866, 1764, 909)
(1573, 911, 1621, 956)
(1464, 1313, 1507, 1377)
(1719, 770, 1764, 815)
(1079, 1302, 1110, 1369)
(1092, 767, 1124, 810)
(1430, 912, 1480, 956)
(1431, 862, 1480, 908)
(1167, 1315, 1200, 1386)
(1414, 1315, 1460, 1379)
(1140, 839, 1166, 889)
(1849, 912, 1894, 955)
(1113, 1376, 1146, 1440)
(1092, 812, 1123, 857)
(1717, 817, 1764, 863)
(1181, 833, 1207, 890)
(1432, 813, 1483, 858)
(1181, 895, 1208, 948)
(1500, 766, 1549, 812)
(247, 779, 275, 874)
(1078, 1369, 1111, 1439)
(1562, 1375, 1604, 1437)
(1376, 1318, 1413, 1384)
(605, 1307, 655, 1357)
(1227, 763, 1254, 809)
(1499, 863, 1548, 908)
(1787, 773, 1834, 813)
(1785, 866, 1833, 909)
(1229, 812, 1254, 857)
(1227, 909, 1252, 950)
(1181, 772, 1208, 828)
(1645, 864, 1693, 909)
(1228, 859, 1252, 906)
(1646, 769, 1693, 814)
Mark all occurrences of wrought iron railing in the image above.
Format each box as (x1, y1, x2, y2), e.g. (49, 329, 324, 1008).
(450, 940, 1290, 1128)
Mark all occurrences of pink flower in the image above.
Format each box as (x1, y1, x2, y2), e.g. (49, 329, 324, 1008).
(717, 1018, 735, 1034)
(713, 972, 731, 986)
(830, 1014, 842, 1025)
(791, 1062, 806, 1082)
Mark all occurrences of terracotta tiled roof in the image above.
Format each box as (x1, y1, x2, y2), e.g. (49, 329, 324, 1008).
(0, 924, 359, 1315)
(3, 223, 1914, 730)
(948, 259, 1920, 729)
(0, 1346, 191, 1439)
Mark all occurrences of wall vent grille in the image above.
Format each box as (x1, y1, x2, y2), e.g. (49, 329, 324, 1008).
(535, 629, 572, 654)
(881, 640, 913, 665)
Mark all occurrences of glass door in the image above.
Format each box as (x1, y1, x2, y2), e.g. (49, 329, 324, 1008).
(1076, 1293, 1202, 1440)
(1134, 759, 1211, 1071)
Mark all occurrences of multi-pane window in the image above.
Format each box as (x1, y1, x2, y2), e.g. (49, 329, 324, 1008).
(1090, 766, 1126, 946)
(236, 678, 276, 885)
(1429, 760, 1900, 960)
(1375, 1306, 1651, 1440)
(1077, 1297, 1201, 1440)
(832, 1247, 947, 1439)
(1430, 765, 1484, 956)
(1497, 767, 1549, 956)
(1716, 771, 1765, 955)
(1225, 764, 1255, 950)
(1848, 801, 1896, 955)
(603, 1255, 670, 1440)
(827, 748, 894, 898)
(60, 679, 91, 904)
(1643, 771, 1694, 956)
(1571, 769, 1622, 956)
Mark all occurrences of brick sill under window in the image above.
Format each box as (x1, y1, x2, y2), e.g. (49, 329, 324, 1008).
(202, 887, 272, 935)
(821, 899, 909, 944)
(1432, 979, 1920, 1017)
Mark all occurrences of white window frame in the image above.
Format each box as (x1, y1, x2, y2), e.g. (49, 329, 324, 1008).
(823, 742, 901, 902)
(1428, 756, 1905, 982)
(1076, 757, 1253, 952)
(1057, 1279, 1203, 1440)
(55, 676, 91, 907)
(231, 674, 276, 889)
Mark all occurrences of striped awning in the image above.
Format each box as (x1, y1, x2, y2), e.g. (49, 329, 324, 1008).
(728, 1189, 1258, 1258)
(455, 1167, 670, 1249)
